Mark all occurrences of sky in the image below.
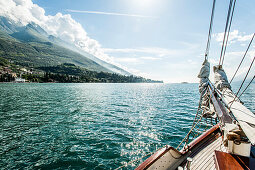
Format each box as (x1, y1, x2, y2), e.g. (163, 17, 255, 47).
(0, 0, 255, 83)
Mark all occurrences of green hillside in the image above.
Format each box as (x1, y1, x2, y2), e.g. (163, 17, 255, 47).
(0, 33, 112, 72)
(35, 63, 162, 83)
(0, 16, 132, 75)
(0, 17, 163, 83)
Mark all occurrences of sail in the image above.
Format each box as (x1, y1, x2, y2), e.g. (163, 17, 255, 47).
(213, 65, 255, 145)
(198, 59, 210, 93)
(213, 65, 231, 90)
(222, 88, 255, 145)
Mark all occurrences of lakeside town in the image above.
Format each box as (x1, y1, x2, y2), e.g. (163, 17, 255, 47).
(0, 58, 163, 83)
(0, 60, 38, 83)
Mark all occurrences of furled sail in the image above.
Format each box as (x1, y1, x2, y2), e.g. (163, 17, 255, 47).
(213, 65, 231, 90)
(213, 65, 255, 145)
(198, 59, 210, 93)
(198, 59, 217, 118)
(222, 88, 255, 145)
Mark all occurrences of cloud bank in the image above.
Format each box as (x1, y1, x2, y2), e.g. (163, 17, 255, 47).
(0, 0, 116, 65)
(214, 30, 253, 44)
(103, 47, 180, 57)
(213, 30, 255, 81)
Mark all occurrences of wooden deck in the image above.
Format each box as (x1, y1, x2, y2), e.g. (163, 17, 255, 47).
(136, 124, 254, 170)
(189, 134, 227, 170)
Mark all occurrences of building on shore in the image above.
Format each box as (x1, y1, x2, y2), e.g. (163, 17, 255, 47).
(14, 77, 26, 83)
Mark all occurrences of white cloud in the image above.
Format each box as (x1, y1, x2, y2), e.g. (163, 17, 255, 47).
(103, 47, 181, 57)
(214, 30, 253, 44)
(211, 30, 255, 81)
(0, 0, 119, 67)
(115, 57, 140, 63)
(188, 59, 198, 65)
(114, 56, 161, 64)
(103, 44, 204, 82)
(217, 50, 255, 81)
(140, 56, 160, 60)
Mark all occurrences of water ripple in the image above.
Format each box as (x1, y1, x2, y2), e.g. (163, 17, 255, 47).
(0, 83, 254, 169)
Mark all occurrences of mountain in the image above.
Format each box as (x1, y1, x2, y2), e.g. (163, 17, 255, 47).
(0, 16, 23, 34)
(48, 37, 131, 75)
(45, 26, 131, 75)
(68, 47, 131, 75)
(10, 23, 49, 43)
(0, 16, 130, 75)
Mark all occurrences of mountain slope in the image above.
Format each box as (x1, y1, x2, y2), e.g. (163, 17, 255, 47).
(50, 38, 131, 75)
(0, 17, 111, 72)
(0, 34, 114, 72)
(11, 23, 49, 43)
(0, 16, 131, 75)
(0, 16, 23, 34)
(68, 47, 131, 75)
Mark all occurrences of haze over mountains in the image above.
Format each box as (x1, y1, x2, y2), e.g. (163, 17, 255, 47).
(0, 16, 130, 75)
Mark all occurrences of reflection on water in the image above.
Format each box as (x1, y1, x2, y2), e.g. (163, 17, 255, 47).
(0, 83, 254, 169)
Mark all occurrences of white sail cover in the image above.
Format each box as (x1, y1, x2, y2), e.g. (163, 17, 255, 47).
(198, 59, 210, 93)
(213, 65, 255, 145)
(213, 65, 231, 90)
(222, 88, 255, 145)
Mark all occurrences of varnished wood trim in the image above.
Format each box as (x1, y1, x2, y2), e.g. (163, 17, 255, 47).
(136, 124, 220, 170)
(186, 123, 220, 151)
(135, 146, 181, 170)
(214, 150, 247, 170)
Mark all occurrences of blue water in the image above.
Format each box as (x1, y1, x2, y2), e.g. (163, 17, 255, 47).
(0, 83, 254, 169)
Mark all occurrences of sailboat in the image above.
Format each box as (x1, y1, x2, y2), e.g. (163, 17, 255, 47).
(116, 0, 255, 169)
(135, 62, 255, 169)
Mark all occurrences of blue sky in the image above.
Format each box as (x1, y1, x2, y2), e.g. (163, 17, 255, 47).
(2, 0, 255, 82)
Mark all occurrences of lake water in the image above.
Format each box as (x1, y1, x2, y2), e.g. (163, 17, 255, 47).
(0, 83, 254, 169)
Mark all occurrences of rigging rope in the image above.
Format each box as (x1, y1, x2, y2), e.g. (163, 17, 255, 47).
(230, 33, 255, 84)
(230, 56, 255, 107)
(219, 0, 235, 65)
(176, 114, 204, 150)
(221, 0, 237, 65)
(205, 0, 217, 60)
(238, 75, 255, 98)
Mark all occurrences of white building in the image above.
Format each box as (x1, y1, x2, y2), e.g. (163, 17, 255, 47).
(15, 77, 26, 83)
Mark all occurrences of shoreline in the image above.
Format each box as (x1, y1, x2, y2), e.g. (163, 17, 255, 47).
(0, 81, 164, 84)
